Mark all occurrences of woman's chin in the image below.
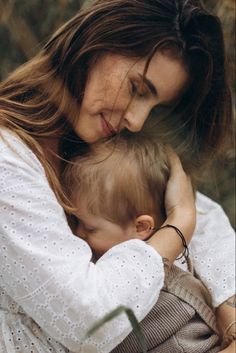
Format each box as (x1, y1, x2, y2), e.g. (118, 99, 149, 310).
(74, 130, 101, 144)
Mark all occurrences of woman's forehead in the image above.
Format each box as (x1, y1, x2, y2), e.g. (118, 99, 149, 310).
(142, 51, 190, 105)
(88, 51, 190, 102)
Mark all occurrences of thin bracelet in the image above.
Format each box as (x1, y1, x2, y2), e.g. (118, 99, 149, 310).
(157, 224, 189, 263)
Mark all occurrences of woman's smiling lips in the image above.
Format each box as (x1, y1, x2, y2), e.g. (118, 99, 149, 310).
(100, 114, 117, 137)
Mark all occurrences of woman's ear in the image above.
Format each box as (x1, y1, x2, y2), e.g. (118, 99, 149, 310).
(135, 215, 155, 240)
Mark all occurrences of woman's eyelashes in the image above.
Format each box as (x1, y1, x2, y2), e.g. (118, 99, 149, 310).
(130, 79, 148, 98)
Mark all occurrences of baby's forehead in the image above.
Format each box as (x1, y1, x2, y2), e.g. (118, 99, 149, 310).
(75, 202, 93, 220)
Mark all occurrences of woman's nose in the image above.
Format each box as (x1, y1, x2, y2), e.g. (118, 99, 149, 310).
(123, 108, 149, 133)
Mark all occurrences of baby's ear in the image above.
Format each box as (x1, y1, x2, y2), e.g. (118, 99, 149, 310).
(135, 215, 155, 240)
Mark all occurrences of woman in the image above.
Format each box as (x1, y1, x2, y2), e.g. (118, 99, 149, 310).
(0, 0, 234, 352)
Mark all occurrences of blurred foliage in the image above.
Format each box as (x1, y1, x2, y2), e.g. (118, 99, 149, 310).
(83, 305, 148, 353)
(199, 0, 235, 228)
(0, 0, 82, 79)
(0, 0, 235, 227)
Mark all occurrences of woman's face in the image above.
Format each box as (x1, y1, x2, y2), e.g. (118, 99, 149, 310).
(75, 51, 189, 143)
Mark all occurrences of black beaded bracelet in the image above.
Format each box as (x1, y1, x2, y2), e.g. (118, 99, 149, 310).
(157, 224, 189, 264)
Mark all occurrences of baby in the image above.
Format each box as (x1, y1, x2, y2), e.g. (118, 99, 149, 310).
(65, 133, 169, 260)
(64, 132, 233, 352)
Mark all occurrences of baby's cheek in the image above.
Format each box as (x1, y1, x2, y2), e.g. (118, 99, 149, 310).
(89, 240, 108, 258)
(75, 226, 87, 240)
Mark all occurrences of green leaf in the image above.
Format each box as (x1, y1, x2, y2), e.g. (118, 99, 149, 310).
(83, 305, 147, 353)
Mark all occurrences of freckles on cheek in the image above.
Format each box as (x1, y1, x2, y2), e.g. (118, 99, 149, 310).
(81, 93, 103, 114)
(102, 86, 118, 107)
(105, 72, 127, 101)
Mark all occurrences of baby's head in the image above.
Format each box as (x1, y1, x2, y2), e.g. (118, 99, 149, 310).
(65, 133, 169, 259)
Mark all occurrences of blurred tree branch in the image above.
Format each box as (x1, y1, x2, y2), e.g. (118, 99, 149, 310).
(53, 0, 69, 31)
(0, 0, 39, 59)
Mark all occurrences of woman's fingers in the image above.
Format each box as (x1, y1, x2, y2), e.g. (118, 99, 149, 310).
(165, 145, 185, 175)
(165, 147, 194, 211)
(163, 146, 196, 242)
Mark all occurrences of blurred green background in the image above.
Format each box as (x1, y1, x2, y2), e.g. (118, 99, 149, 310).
(0, 0, 235, 228)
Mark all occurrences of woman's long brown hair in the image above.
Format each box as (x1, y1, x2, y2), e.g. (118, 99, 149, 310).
(0, 0, 233, 212)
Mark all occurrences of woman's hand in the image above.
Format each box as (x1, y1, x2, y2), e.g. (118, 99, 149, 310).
(147, 148, 196, 267)
(219, 341, 235, 353)
(216, 295, 236, 353)
(163, 147, 196, 243)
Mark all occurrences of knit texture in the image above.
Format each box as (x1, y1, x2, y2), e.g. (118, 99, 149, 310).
(112, 265, 221, 353)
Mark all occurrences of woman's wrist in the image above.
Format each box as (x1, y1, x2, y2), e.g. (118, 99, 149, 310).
(163, 209, 196, 244)
(146, 210, 195, 268)
(150, 148, 196, 269)
(147, 225, 189, 267)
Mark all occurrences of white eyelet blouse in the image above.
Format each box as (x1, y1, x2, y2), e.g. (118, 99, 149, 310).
(0, 129, 235, 353)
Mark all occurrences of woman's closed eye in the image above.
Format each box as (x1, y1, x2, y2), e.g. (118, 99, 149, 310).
(130, 80, 148, 98)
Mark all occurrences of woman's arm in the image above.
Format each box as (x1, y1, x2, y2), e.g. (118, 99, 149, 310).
(0, 130, 164, 352)
(182, 192, 235, 349)
(219, 342, 236, 353)
(0, 131, 197, 352)
(147, 148, 196, 272)
(189, 192, 235, 308)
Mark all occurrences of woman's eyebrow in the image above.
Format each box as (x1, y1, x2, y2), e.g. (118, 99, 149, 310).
(138, 74, 158, 97)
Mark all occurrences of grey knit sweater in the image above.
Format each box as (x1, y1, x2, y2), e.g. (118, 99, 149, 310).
(112, 265, 221, 353)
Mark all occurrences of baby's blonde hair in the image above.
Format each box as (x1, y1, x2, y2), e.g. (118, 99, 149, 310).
(65, 133, 169, 228)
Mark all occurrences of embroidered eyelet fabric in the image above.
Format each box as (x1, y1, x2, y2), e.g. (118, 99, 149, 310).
(0, 129, 235, 352)
(174, 191, 235, 309)
(189, 192, 235, 308)
(0, 129, 164, 352)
